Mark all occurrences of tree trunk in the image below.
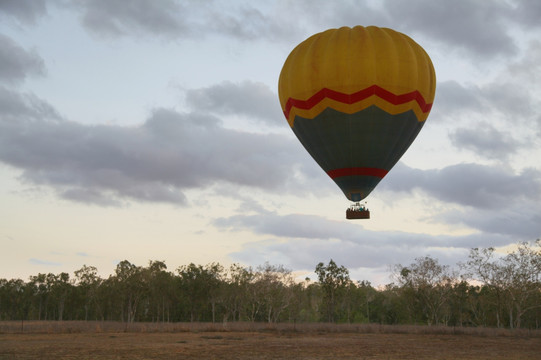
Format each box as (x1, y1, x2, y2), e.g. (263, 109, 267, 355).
(58, 300, 64, 321)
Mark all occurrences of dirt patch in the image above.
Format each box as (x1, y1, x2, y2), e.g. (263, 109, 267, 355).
(1, 331, 540, 359)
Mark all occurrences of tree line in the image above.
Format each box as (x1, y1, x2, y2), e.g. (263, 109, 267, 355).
(1, 240, 540, 329)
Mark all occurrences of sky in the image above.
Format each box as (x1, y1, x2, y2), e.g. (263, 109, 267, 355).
(1, 0, 540, 286)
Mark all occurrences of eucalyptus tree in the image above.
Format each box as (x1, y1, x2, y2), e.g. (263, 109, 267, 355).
(461, 246, 506, 327)
(252, 263, 295, 323)
(204, 262, 224, 323)
(114, 260, 146, 323)
(463, 240, 541, 328)
(47, 272, 73, 321)
(74, 265, 101, 321)
(221, 264, 254, 322)
(394, 256, 455, 325)
(145, 260, 176, 322)
(356, 280, 378, 323)
(27, 273, 49, 320)
(0, 278, 31, 320)
(501, 240, 541, 328)
(176, 262, 224, 322)
(315, 259, 351, 322)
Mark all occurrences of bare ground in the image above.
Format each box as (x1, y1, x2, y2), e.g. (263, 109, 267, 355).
(0, 322, 540, 359)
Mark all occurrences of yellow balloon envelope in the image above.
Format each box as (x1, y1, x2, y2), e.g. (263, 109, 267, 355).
(278, 26, 436, 217)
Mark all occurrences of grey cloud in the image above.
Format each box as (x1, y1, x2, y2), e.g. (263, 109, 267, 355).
(439, 204, 541, 240)
(324, 2, 388, 28)
(483, 82, 534, 118)
(29, 258, 62, 266)
(383, 163, 541, 209)
(185, 81, 283, 126)
(213, 163, 540, 242)
(434, 80, 534, 121)
(0, 34, 45, 83)
(231, 237, 472, 277)
(290, 0, 522, 61)
(215, 197, 539, 283)
(35, 0, 539, 62)
(217, 211, 517, 276)
(0, 91, 308, 205)
(229, 237, 404, 272)
(215, 211, 522, 250)
(450, 123, 522, 161)
(37, 0, 535, 62)
(0, 87, 60, 121)
(70, 0, 298, 41)
(508, 40, 541, 85)
(215, 212, 363, 241)
(75, 0, 188, 38)
(272, 0, 520, 59)
(61, 188, 125, 207)
(514, 1, 541, 29)
(431, 78, 535, 162)
(276, 0, 387, 34)
(431, 51, 539, 169)
(433, 81, 484, 116)
(0, 0, 47, 25)
(208, 6, 267, 40)
(503, 41, 541, 134)
(383, 0, 517, 58)
(206, 4, 299, 41)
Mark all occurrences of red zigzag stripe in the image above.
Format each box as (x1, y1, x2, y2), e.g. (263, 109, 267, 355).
(284, 85, 432, 119)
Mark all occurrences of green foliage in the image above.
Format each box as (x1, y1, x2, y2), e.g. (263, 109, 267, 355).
(315, 259, 351, 322)
(0, 240, 540, 329)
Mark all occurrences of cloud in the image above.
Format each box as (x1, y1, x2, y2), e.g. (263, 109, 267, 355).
(433, 81, 485, 117)
(433, 47, 540, 161)
(29, 258, 62, 267)
(214, 187, 538, 280)
(0, 87, 58, 120)
(230, 236, 472, 277)
(74, 0, 189, 38)
(438, 204, 541, 240)
(215, 209, 527, 248)
(185, 81, 283, 126)
(509, 40, 541, 79)
(483, 81, 534, 119)
(204, 3, 299, 41)
(70, 0, 298, 41)
(12, 0, 530, 67)
(0, 0, 47, 25)
(514, 1, 541, 29)
(434, 79, 534, 122)
(0, 34, 45, 84)
(21, 0, 535, 65)
(503, 40, 541, 134)
(0, 90, 310, 205)
(383, 0, 517, 58)
(271, 1, 525, 60)
(449, 123, 522, 161)
(382, 163, 541, 209)
(215, 211, 520, 277)
(215, 212, 363, 241)
(271, 0, 387, 34)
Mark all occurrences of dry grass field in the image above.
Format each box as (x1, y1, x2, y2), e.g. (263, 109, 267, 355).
(0, 321, 540, 359)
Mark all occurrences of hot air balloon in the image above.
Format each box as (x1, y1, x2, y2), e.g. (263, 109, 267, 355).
(278, 26, 436, 219)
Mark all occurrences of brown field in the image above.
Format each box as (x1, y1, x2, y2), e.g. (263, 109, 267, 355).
(0, 321, 540, 359)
